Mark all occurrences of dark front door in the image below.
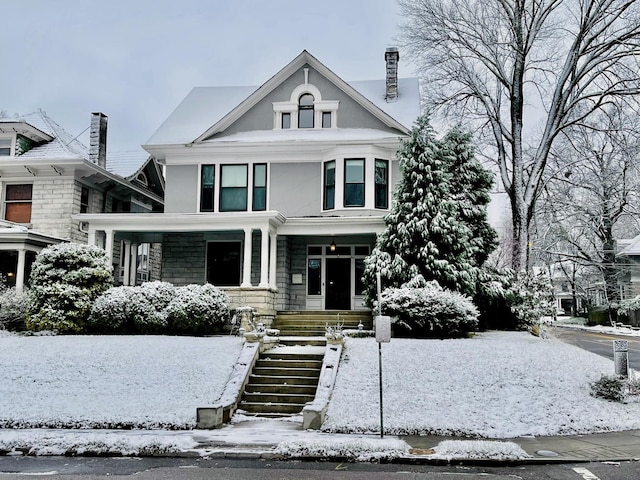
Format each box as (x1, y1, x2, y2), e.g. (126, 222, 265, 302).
(326, 258, 351, 310)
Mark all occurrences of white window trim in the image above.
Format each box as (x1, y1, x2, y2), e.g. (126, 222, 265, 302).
(321, 157, 391, 212)
(273, 83, 339, 130)
(0, 136, 15, 157)
(199, 163, 269, 213)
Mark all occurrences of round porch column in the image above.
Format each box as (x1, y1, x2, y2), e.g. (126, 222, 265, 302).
(241, 227, 252, 287)
(15, 249, 26, 294)
(259, 227, 269, 287)
(269, 230, 277, 287)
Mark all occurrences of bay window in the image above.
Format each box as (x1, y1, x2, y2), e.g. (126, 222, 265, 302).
(344, 159, 365, 207)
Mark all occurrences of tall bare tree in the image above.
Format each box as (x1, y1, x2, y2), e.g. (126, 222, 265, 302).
(534, 104, 640, 304)
(398, 0, 640, 271)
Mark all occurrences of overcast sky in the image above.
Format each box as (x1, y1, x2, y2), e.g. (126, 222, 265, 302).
(5, 0, 405, 154)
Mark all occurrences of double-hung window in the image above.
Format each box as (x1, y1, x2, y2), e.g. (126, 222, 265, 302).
(344, 159, 365, 207)
(323, 160, 335, 210)
(5, 184, 32, 223)
(200, 165, 215, 212)
(220, 164, 248, 212)
(0, 139, 11, 156)
(253, 164, 267, 211)
(298, 94, 314, 128)
(375, 159, 389, 209)
(80, 186, 90, 213)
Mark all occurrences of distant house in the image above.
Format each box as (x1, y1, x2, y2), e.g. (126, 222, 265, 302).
(78, 49, 420, 316)
(616, 236, 640, 300)
(0, 110, 164, 291)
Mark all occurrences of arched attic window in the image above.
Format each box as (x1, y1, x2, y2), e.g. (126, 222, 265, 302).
(298, 93, 314, 128)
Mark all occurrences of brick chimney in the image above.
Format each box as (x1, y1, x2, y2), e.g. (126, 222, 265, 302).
(385, 47, 400, 102)
(89, 112, 107, 168)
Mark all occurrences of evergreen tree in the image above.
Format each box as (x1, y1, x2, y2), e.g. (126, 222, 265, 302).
(363, 116, 497, 305)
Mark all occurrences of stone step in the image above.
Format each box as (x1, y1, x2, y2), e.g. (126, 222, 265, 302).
(244, 383, 317, 395)
(252, 366, 320, 377)
(239, 401, 306, 414)
(277, 336, 327, 347)
(241, 392, 315, 404)
(248, 374, 320, 385)
(255, 358, 323, 369)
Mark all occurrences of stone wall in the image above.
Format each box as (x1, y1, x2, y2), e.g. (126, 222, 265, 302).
(30, 178, 77, 240)
(224, 287, 277, 319)
(161, 232, 206, 285)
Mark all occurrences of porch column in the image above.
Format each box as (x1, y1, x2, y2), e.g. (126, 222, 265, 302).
(122, 240, 131, 286)
(15, 249, 26, 294)
(104, 229, 114, 264)
(269, 230, 277, 287)
(87, 228, 97, 247)
(241, 228, 252, 287)
(129, 242, 138, 286)
(259, 227, 269, 287)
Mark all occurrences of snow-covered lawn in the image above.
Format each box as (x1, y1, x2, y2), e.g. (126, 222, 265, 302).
(0, 334, 242, 429)
(323, 331, 640, 438)
(2, 329, 640, 459)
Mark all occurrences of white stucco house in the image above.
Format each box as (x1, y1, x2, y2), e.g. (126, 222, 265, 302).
(78, 49, 420, 316)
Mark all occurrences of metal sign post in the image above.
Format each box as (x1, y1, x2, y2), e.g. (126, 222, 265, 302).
(375, 272, 390, 439)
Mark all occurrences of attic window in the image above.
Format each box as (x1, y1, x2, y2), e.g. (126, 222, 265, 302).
(298, 94, 314, 128)
(0, 139, 11, 156)
(136, 172, 148, 186)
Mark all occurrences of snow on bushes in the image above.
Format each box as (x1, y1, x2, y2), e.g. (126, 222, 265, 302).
(506, 271, 555, 329)
(27, 243, 112, 333)
(89, 282, 229, 335)
(380, 276, 479, 337)
(165, 283, 230, 335)
(0, 286, 29, 331)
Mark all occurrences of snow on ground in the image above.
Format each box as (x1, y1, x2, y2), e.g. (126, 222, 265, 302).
(0, 335, 242, 429)
(1, 329, 640, 459)
(322, 331, 640, 438)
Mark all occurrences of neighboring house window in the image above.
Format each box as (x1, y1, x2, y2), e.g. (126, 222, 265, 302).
(375, 159, 389, 209)
(200, 165, 215, 212)
(0, 139, 11, 156)
(253, 164, 267, 211)
(5, 184, 32, 223)
(136, 243, 150, 283)
(282, 112, 291, 129)
(323, 160, 336, 210)
(298, 93, 314, 128)
(322, 111, 331, 128)
(80, 186, 90, 213)
(344, 159, 365, 207)
(220, 164, 248, 211)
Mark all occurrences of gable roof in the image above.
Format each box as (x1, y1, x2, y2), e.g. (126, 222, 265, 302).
(145, 50, 419, 147)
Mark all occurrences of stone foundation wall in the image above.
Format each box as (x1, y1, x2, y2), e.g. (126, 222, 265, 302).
(224, 287, 277, 320)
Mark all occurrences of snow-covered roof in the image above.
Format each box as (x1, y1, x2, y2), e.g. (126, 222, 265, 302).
(13, 110, 87, 159)
(617, 235, 640, 256)
(106, 150, 151, 178)
(145, 51, 420, 147)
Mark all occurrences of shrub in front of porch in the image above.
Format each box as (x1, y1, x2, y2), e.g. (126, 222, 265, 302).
(27, 243, 112, 333)
(165, 284, 230, 335)
(88, 282, 174, 334)
(88, 282, 229, 335)
(0, 286, 29, 332)
(380, 276, 479, 338)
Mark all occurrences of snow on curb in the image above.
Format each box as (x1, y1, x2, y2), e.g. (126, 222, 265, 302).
(274, 436, 410, 461)
(428, 440, 531, 460)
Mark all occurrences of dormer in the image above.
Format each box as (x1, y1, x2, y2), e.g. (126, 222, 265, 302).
(0, 120, 53, 157)
(272, 68, 340, 130)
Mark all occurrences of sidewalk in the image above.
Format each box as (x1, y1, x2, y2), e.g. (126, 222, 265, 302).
(190, 418, 640, 463)
(2, 419, 640, 463)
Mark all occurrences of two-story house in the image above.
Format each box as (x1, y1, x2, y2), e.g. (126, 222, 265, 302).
(0, 110, 164, 291)
(79, 49, 419, 316)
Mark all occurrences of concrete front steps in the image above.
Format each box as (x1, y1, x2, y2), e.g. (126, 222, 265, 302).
(273, 310, 373, 337)
(238, 346, 324, 418)
(237, 311, 372, 418)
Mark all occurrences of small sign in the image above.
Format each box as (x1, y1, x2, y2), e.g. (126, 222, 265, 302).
(291, 273, 303, 285)
(375, 315, 391, 343)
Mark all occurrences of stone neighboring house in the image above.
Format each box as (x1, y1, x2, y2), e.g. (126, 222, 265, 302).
(78, 49, 420, 316)
(0, 110, 164, 291)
